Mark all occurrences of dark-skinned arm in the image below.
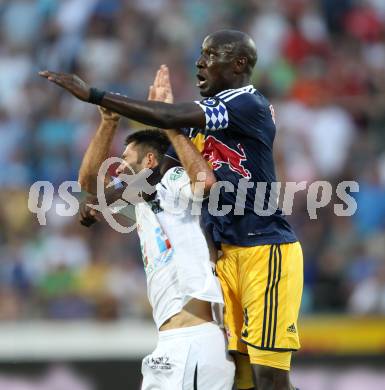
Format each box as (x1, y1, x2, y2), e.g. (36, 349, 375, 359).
(38, 70, 206, 129)
(164, 129, 216, 196)
(101, 95, 205, 129)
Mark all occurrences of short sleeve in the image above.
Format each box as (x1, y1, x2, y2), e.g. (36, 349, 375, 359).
(194, 97, 229, 131)
(160, 167, 194, 201)
(196, 87, 275, 143)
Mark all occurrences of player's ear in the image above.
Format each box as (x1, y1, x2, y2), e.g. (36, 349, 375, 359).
(234, 57, 247, 74)
(145, 152, 157, 169)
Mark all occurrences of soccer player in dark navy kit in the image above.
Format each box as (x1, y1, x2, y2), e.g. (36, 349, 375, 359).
(40, 29, 303, 390)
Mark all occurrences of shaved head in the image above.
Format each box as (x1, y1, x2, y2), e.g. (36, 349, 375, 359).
(204, 30, 257, 75)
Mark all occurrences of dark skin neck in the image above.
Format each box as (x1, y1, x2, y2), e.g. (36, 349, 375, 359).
(225, 75, 251, 89)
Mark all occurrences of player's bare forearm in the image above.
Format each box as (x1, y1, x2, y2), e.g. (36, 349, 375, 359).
(101, 93, 205, 129)
(78, 108, 120, 194)
(39, 70, 205, 129)
(165, 129, 216, 195)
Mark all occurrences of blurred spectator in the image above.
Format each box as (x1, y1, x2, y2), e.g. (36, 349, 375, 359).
(349, 260, 385, 314)
(0, 365, 93, 390)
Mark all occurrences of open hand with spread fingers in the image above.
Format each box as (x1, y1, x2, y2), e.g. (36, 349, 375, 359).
(39, 70, 91, 102)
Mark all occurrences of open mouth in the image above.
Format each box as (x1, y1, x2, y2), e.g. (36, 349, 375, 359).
(196, 74, 208, 88)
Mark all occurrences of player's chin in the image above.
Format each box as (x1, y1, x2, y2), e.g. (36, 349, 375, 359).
(198, 86, 212, 97)
(199, 82, 221, 97)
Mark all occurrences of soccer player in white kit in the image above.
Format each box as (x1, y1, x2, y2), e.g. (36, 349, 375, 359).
(77, 106, 235, 389)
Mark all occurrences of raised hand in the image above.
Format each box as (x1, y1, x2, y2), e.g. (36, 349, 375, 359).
(148, 64, 174, 103)
(98, 106, 120, 123)
(39, 70, 90, 102)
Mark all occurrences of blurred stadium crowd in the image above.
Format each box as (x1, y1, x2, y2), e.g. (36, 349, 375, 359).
(0, 0, 385, 322)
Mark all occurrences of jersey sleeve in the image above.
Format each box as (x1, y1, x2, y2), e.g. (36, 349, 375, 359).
(194, 97, 229, 131)
(195, 89, 276, 140)
(160, 167, 196, 201)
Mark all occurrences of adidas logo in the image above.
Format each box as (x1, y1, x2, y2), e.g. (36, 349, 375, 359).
(287, 323, 296, 333)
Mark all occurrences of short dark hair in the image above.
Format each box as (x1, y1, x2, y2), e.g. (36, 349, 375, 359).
(125, 129, 170, 162)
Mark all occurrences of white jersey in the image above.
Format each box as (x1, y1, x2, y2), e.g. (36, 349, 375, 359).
(134, 167, 223, 329)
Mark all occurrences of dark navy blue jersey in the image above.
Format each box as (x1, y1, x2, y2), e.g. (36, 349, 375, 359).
(166, 85, 297, 247)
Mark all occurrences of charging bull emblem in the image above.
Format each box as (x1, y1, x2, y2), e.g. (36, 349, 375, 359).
(202, 135, 251, 179)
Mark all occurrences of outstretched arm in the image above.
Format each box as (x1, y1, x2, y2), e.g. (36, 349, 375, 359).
(39, 68, 205, 129)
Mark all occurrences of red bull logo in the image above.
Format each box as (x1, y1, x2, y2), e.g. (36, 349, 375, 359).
(202, 135, 251, 179)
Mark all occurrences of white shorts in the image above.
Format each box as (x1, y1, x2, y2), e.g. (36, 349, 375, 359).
(141, 322, 235, 390)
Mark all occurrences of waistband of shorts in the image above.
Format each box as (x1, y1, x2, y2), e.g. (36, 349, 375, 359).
(158, 321, 220, 340)
(221, 241, 299, 253)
